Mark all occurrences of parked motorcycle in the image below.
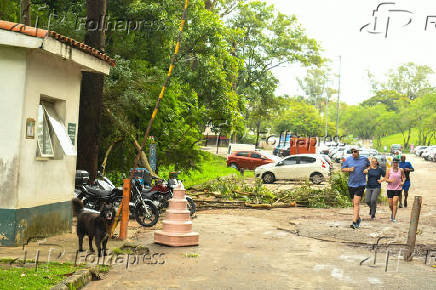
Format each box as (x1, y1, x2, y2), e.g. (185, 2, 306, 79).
(139, 172, 196, 216)
(74, 170, 159, 227)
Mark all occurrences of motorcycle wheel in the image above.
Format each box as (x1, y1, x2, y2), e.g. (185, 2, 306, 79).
(134, 201, 159, 227)
(186, 196, 196, 216)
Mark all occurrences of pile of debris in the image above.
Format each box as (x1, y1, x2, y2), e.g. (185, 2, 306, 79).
(188, 172, 351, 210)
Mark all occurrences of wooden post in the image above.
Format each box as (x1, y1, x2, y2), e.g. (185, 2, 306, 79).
(404, 196, 422, 261)
(216, 133, 220, 154)
(119, 179, 131, 240)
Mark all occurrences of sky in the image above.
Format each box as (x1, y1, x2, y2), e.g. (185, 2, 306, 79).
(264, 0, 436, 104)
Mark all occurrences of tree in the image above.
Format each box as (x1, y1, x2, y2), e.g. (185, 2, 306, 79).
(76, 0, 107, 182)
(361, 89, 406, 112)
(229, 1, 322, 141)
(369, 62, 434, 101)
(297, 66, 334, 112)
(273, 98, 325, 136)
(20, 0, 31, 25)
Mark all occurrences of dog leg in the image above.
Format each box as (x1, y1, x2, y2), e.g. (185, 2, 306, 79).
(102, 235, 109, 257)
(78, 234, 85, 252)
(89, 235, 95, 253)
(95, 236, 102, 257)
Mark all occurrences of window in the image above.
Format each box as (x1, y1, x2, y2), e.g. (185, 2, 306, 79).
(283, 157, 299, 165)
(37, 104, 54, 157)
(236, 151, 249, 157)
(300, 156, 316, 164)
(250, 152, 262, 159)
(37, 100, 76, 159)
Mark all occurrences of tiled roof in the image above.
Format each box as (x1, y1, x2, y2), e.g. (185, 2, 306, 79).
(0, 20, 115, 66)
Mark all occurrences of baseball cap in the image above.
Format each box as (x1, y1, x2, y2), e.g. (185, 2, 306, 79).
(350, 146, 359, 152)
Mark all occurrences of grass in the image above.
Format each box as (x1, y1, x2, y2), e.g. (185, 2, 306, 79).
(106, 151, 254, 188)
(376, 128, 422, 152)
(159, 152, 254, 189)
(184, 253, 199, 258)
(0, 260, 86, 290)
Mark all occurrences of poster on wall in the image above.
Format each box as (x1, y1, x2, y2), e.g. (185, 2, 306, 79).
(149, 143, 157, 172)
(67, 123, 77, 145)
(26, 118, 35, 139)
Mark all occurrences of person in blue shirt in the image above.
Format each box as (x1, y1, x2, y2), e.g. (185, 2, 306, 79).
(341, 147, 370, 229)
(399, 155, 414, 208)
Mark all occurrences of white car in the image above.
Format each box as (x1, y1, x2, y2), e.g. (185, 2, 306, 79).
(421, 146, 436, 160)
(255, 154, 330, 184)
(415, 146, 427, 156)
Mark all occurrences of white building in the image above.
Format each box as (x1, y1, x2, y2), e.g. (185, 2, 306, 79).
(0, 21, 114, 246)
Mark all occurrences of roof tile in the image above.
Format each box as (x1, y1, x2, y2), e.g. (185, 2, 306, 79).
(0, 20, 115, 66)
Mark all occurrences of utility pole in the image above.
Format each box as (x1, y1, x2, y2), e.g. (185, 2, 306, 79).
(324, 82, 329, 137)
(335, 56, 342, 137)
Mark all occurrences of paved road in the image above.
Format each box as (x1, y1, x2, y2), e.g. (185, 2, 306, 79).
(85, 154, 436, 289)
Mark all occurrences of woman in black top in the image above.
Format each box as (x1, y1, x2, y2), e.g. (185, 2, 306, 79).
(363, 157, 386, 219)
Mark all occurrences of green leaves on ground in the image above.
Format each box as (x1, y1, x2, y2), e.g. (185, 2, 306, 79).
(195, 171, 352, 208)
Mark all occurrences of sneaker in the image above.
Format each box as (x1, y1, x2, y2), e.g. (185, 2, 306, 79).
(371, 214, 375, 220)
(356, 217, 362, 227)
(350, 222, 358, 229)
(399, 203, 403, 208)
(391, 213, 393, 221)
(404, 200, 408, 208)
(392, 218, 397, 223)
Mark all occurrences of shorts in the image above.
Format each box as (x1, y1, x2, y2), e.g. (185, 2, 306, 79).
(387, 190, 401, 198)
(348, 186, 365, 199)
(402, 180, 411, 191)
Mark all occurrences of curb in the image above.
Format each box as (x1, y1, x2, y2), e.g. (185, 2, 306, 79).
(51, 266, 98, 290)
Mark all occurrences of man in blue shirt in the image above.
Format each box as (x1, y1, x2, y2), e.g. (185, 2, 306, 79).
(342, 147, 370, 229)
(399, 155, 414, 208)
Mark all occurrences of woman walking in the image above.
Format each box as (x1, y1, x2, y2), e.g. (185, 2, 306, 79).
(385, 158, 405, 222)
(363, 157, 385, 219)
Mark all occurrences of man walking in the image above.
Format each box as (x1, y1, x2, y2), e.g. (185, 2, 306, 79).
(342, 147, 370, 229)
(399, 155, 414, 208)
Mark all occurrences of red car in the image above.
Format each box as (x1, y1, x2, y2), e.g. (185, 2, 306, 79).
(226, 151, 279, 170)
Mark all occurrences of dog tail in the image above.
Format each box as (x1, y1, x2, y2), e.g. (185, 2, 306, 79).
(72, 198, 84, 216)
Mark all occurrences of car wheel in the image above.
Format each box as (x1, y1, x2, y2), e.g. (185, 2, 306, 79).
(311, 173, 324, 185)
(262, 172, 275, 184)
(229, 163, 238, 169)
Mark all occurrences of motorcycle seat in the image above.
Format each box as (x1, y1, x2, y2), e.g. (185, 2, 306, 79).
(86, 186, 113, 198)
(141, 190, 156, 199)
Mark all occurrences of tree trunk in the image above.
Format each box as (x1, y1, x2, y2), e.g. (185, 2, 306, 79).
(404, 127, 411, 149)
(20, 0, 31, 25)
(255, 121, 261, 147)
(76, 0, 106, 182)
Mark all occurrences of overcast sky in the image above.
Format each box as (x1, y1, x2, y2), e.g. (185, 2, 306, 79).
(264, 0, 436, 104)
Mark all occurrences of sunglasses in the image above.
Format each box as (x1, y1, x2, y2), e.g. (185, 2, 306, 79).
(352, 150, 358, 153)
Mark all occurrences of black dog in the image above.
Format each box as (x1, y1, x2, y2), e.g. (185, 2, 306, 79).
(72, 198, 115, 257)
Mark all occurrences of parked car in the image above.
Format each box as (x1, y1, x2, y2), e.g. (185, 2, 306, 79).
(421, 146, 436, 160)
(415, 146, 428, 156)
(390, 144, 402, 155)
(227, 151, 280, 170)
(328, 146, 339, 158)
(273, 144, 287, 156)
(255, 154, 330, 184)
(374, 154, 387, 171)
(332, 146, 347, 162)
(227, 144, 256, 157)
(423, 146, 436, 161)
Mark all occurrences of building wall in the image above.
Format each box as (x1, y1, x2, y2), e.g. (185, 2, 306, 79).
(0, 48, 83, 245)
(17, 49, 82, 209)
(0, 46, 27, 209)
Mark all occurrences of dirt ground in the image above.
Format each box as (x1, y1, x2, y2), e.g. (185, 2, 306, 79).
(84, 154, 436, 289)
(1, 155, 435, 289)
